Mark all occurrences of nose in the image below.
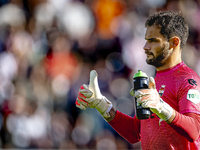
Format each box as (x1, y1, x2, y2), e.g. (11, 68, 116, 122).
(143, 42, 150, 52)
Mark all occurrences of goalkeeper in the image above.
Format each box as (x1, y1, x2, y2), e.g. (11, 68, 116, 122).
(76, 11, 200, 149)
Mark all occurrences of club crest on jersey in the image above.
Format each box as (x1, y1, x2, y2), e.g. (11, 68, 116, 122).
(159, 85, 166, 96)
(187, 89, 200, 104)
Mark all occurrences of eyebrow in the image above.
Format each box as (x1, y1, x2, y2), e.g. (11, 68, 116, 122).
(145, 37, 159, 41)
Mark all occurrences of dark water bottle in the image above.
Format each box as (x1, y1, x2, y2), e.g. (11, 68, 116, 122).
(133, 70, 151, 119)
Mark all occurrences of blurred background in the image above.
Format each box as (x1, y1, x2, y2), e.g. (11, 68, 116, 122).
(0, 0, 199, 149)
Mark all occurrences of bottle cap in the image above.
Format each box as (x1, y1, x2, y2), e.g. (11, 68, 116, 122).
(133, 70, 148, 79)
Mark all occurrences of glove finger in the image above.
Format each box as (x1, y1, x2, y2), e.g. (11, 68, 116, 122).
(84, 97, 95, 104)
(78, 91, 92, 99)
(79, 88, 93, 98)
(76, 100, 87, 110)
(89, 70, 102, 99)
(134, 90, 143, 98)
(80, 84, 93, 95)
(137, 95, 152, 103)
(77, 95, 95, 106)
(82, 84, 89, 89)
(76, 97, 88, 107)
(141, 101, 150, 108)
(139, 89, 153, 94)
(141, 101, 157, 108)
(78, 91, 86, 98)
(79, 84, 90, 92)
(149, 76, 156, 89)
(130, 88, 134, 96)
(79, 88, 92, 93)
(135, 90, 150, 98)
(76, 103, 87, 110)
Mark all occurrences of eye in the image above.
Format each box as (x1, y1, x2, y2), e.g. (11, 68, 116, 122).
(148, 39, 153, 42)
(148, 38, 158, 43)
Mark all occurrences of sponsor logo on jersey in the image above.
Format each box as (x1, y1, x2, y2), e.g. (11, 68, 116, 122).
(188, 79, 197, 86)
(187, 89, 200, 104)
(159, 85, 166, 96)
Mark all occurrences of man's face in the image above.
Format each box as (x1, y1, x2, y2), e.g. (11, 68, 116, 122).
(143, 26, 172, 68)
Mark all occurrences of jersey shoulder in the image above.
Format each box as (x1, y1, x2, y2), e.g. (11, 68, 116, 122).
(172, 64, 200, 90)
(172, 64, 200, 80)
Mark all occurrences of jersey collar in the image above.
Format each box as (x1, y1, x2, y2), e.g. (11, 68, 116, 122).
(156, 61, 185, 77)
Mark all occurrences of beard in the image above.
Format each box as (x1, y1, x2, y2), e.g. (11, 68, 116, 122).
(146, 44, 171, 68)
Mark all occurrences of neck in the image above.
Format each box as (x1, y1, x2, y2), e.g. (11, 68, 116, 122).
(156, 48, 182, 71)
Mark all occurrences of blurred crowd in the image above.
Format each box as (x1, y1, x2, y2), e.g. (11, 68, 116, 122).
(0, 0, 200, 149)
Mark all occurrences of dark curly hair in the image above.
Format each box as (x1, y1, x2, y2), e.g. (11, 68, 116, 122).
(145, 11, 189, 49)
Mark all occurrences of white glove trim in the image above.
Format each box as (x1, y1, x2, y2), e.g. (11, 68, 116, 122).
(151, 98, 173, 123)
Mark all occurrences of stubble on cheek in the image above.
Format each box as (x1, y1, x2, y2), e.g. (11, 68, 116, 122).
(145, 44, 170, 68)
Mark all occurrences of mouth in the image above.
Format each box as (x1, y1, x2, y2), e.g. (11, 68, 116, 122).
(145, 52, 153, 56)
(145, 51, 152, 54)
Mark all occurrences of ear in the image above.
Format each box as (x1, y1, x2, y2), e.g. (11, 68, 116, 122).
(169, 37, 180, 49)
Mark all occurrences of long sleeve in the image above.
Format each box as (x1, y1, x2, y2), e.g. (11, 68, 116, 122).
(108, 110, 141, 144)
(169, 112, 200, 142)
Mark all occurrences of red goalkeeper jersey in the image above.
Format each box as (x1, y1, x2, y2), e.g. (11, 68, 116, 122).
(109, 62, 200, 150)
